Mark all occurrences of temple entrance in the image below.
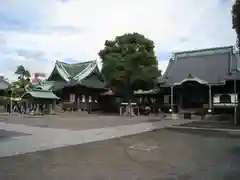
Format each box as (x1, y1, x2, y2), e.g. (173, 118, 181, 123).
(179, 81, 208, 110)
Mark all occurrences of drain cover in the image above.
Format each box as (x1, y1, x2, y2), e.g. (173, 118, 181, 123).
(129, 143, 159, 151)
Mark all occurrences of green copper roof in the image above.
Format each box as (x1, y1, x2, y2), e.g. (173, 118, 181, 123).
(59, 61, 91, 77)
(23, 83, 60, 100)
(54, 60, 98, 82)
(80, 75, 105, 89)
(25, 81, 55, 92)
(22, 91, 60, 99)
(48, 60, 106, 89)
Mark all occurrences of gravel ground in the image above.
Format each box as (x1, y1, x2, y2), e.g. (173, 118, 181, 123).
(0, 114, 161, 130)
(177, 120, 240, 129)
(0, 130, 29, 138)
(0, 128, 240, 180)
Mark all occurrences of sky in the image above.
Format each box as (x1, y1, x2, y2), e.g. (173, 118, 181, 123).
(0, 0, 237, 81)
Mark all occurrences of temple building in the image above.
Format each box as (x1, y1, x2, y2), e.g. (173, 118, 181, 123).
(46, 60, 106, 111)
(21, 83, 60, 115)
(0, 76, 10, 112)
(157, 46, 240, 115)
(0, 76, 10, 96)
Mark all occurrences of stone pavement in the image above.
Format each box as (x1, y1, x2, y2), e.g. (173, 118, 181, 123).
(1, 128, 240, 180)
(0, 119, 191, 157)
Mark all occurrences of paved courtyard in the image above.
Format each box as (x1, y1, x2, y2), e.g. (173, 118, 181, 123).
(0, 115, 239, 179)
(0, 114, 163, 130)
(0, 115, 190, 157)
(0, 127, 240, 180)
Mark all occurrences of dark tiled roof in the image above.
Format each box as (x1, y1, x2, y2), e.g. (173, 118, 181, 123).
(226, 52, 240, 80)
(0, 79, 10, 90)
(158, 46, 234, 86)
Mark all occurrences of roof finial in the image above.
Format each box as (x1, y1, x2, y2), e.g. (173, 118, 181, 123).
(188, 73, 193, 78)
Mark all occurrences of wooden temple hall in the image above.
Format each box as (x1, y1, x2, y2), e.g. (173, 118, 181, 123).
(157, 46, 240, 115)
(46, 60, 106, 111)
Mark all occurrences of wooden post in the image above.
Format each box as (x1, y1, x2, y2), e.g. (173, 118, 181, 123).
(9, 94, 12, 114)
(77, 96, 80, 110)
(234, 79, 237, 125)
(37, 104, 39, 115)
(53, 100, 56, 111)
(208, 85, 212, 109)
(171, 85, 174, 113)
(48, 103, 52, 114)
(120, 106, 122, 116)
(179, 92, 182, 111)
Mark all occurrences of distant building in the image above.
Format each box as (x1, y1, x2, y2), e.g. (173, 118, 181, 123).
(0, 76, 11, 112)
(0, 76, 10, 95)
(31, 73, 43, 84)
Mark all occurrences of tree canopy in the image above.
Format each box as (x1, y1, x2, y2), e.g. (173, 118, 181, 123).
(15, 65, 30, 78)
(98, 32, 159, 97)
(232, 0, 240, 47)
(11, 65, 31, 97)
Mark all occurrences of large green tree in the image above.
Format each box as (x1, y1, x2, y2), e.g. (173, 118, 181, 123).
(232, 0, 240, 47)
(99, 32, 159, 98)
(11, 65, 31, 97)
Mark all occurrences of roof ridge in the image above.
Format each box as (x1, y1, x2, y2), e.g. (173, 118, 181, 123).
(55, 61, 71, 81)
(174, 45, 233, 56)
(173, 46, 233, 59)
(74, 61, 97, 80)
(56, 60, 96, 67)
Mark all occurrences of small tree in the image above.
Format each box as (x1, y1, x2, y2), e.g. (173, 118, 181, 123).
(232, 0, 240, 47)
(11, 65, 31, 97)
(99, 32, 159, 100)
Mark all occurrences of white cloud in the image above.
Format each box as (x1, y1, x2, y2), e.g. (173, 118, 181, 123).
(0, 0, 237, 80)
(0, 51, 55, 81)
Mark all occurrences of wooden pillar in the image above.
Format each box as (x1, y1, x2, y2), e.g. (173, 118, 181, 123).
(120, 106, 122, 116)
(53, 100, 56, 111)
(25, 102, 28, 114)
(234, 79, 237, 125)
(77, 96, 80, 110)
(171, 85, 174, 113)
(179, 91, 182, 111)
(208, 85, 212, 109)
(37, 104, 39, 115)
(48, 103, 52, 114)
(88, 95, 92, 114)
